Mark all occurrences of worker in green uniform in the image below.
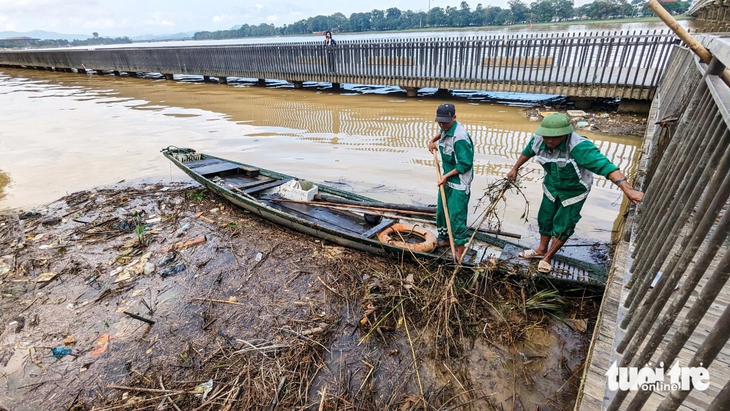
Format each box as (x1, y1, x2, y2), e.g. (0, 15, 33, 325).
(428, 103, 474, 260)
(507, 113, 644, 273)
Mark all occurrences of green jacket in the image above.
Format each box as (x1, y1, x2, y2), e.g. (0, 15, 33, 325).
(439, 121, 474, 194)
(522, 132, 618, 207)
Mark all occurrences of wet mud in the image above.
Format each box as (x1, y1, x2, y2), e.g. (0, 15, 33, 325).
(0, 184, 598, 410)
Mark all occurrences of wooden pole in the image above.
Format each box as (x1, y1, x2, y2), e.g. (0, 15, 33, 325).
(458, 181, 512, 265)
(431, 150, 457, 262)
(647, 0, 730, 85)
(316, 193, 436, 214)
(648, 0, 711, 62)
(270, 199, 435, 216)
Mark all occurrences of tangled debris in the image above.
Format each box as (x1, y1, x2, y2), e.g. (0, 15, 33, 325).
(0, 183, 598, 410)
(523, 106, 648, 136)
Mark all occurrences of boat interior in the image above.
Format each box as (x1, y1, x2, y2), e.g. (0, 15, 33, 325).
(170, 151, 598, 282)
(178, 155, 499, 264)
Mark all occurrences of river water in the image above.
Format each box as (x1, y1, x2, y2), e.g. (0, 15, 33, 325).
(0, 65, 641, 247)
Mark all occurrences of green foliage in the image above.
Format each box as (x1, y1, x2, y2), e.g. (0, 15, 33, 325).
(509, 0, 531, 23)
(5, 36, 133, 50)
(131, 211, 147, 246)
(190, 0, 688, 41)
(72, 37, 133, 46)
(576, 0, 634, 20)
(134, 224, 146, 245)
(186, 191, 206, 201)
(530, 0, 575, 23)
(524, 289, 565, 314)
(632, 0, 690, 17)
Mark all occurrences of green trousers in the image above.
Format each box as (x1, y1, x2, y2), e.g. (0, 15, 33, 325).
(436, 185, 470, 246)
(537, 194, 586, 241)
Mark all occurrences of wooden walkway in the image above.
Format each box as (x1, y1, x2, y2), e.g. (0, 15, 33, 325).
(578, 238, 730, 410)
(0, 30, 678, 100)
(576, 40, 730, 410)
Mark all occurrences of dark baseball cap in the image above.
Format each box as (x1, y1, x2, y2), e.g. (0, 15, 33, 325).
(435, 103, 456, 122)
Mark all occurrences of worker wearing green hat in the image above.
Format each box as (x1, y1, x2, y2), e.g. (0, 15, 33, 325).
(507, 113, 644, 273)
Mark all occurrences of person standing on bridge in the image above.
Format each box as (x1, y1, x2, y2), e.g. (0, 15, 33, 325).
(324, 31, 337, 73)
(428, 103, 474, 260)
(507, 113, 644, 273)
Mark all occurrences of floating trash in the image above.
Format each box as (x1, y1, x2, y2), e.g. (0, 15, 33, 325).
(160, 263, 186, 278)
(51, 347, 72, 359)
(194, 380, 213, 401)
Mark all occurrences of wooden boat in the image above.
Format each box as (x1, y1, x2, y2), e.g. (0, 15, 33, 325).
(162, 146, 606, 287)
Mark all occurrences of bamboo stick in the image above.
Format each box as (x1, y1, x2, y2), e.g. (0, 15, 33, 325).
(316, 193, 435, 214)
(432, 150, 458, 262)
(648, 0, 730, 86)
(270, 198, 435, 216)
(458, 181, 512, 265)
(107, 385, 195, 395)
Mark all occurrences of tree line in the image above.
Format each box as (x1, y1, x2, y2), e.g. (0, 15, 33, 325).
(14, 36, 133, 49)
(193, 0, 690, 40)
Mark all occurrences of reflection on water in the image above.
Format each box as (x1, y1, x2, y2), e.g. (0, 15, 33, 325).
(0, 68, 641, 244)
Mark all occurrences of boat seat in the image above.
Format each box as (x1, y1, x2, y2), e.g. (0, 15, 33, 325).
(225, 176, 275, 190)
(237, 166, 260, 177)
(195, 162, 244, 176)
(243, 178, 293, 195)
(188, 158, 226, 169)
(361, 218, 395, 238)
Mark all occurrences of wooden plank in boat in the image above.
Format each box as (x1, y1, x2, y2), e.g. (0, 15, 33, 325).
(243, 178, 292, 195)
(238, 166, 260, 177)
(361, 218, 395, 238)
(268, 201, 369, 235)
(500, 243, 593, 282)
(499, 244, 531, 268)
(194, 162, 243, 176)
(187, 158, 226, 169)
(221, 176, 275, 190)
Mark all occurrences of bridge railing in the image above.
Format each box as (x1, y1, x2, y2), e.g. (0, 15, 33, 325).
(0, 30, 678, 99)
(590, 37, 730, 410)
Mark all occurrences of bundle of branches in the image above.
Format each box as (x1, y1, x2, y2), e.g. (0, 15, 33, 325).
(359, 177, 569, 353)
(433, 177, 526, 352)
(359, 262, 566, 358)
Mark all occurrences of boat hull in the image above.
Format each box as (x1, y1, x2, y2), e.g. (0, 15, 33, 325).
(161, 147, 608, 286)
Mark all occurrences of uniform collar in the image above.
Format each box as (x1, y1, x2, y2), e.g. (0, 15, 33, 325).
(539, 134, 569, 152)
(442, 121, 458, 137)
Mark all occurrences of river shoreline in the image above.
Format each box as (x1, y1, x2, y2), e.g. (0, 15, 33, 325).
(0, 183, 597, 410)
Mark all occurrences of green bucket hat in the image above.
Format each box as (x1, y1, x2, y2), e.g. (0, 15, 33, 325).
(535, 113, 574, 137)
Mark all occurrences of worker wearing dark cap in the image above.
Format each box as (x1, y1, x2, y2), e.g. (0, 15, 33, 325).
(428, 103, 474, 259)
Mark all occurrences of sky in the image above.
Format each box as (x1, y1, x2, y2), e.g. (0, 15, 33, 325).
(0, 0, 592, 37)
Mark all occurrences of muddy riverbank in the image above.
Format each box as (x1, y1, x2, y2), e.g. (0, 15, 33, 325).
(0, 183, 598, 410)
